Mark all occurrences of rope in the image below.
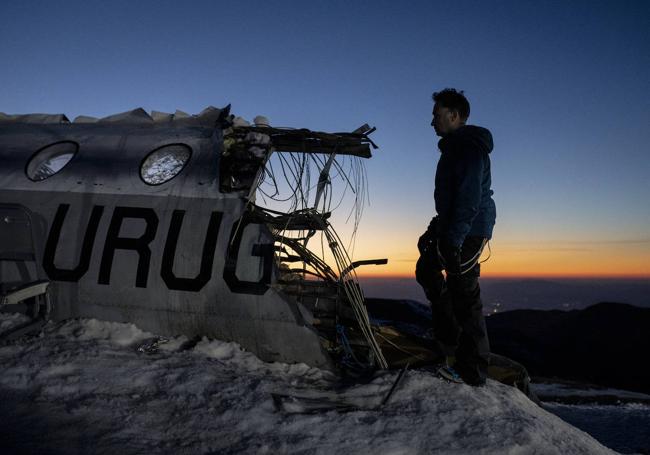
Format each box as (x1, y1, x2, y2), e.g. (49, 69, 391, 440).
(336, 324, 366, 368)
(437, 238, 489, 276)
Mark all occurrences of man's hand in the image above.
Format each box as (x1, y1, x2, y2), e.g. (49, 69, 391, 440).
(418, 216, 439, 254)
(418, 229, 436, 254)
(418, 217, 438, 254)
(438, 240, 461, 275)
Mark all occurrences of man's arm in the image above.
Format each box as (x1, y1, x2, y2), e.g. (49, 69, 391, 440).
(445, 146, 485, 248)
(434, 152, 453, 232)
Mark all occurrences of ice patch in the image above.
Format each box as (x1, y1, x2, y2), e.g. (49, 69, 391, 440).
(532, 381, 650, 402)
(156, 335, 189, 352)
(57, 318, 154, 346)
(0, 312, 32, 333)
(193, 337, 245, 361)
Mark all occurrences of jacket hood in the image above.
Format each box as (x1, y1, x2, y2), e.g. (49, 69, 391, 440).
(438, 125, 493, 154)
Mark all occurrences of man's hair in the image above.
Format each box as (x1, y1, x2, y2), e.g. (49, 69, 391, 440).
(432, 88, 470, 121)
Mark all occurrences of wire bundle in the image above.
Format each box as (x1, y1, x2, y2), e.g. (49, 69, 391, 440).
(235, 124, 386, 368)
(254, 147, 368, 248)
(323, 223, 388, 369)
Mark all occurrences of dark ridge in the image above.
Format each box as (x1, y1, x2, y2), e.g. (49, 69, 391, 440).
(486, 302, 650, 393)
(365, 298, 431, 325)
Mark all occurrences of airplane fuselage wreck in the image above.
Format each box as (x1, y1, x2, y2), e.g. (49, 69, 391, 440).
(0, 107, 387, 370)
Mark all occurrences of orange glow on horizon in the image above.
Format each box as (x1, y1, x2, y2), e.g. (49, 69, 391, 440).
(348, 240, 650, 280)
(356, 270, 650, 279)
(322, 223, 650, 281)
(355, 264, 650, 279)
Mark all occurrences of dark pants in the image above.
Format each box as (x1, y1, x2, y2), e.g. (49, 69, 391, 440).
(415, 232, 490, 383)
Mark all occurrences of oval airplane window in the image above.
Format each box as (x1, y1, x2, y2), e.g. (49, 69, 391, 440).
(26, 141, 78, 181)
(140, 144, 192, 185)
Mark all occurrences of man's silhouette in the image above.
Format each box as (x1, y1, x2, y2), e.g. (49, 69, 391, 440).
(416, 88, 496, 386)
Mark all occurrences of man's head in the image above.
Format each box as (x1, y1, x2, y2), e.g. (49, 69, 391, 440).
(431, 88, 470, 137)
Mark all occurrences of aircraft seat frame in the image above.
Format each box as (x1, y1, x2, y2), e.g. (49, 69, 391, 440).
(0, 204, 52, 339)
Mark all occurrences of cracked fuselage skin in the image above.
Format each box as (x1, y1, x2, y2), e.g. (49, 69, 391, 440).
(0, 117, 333, 368)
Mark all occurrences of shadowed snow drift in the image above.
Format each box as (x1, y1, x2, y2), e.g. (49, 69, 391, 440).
(0, 313, 616, 454)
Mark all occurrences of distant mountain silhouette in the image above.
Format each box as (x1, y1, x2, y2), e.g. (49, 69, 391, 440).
(365, 298, 650, 394)
(486, 302, 650, 393)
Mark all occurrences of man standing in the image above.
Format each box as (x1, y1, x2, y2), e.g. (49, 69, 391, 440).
(416, 88, 496, 386)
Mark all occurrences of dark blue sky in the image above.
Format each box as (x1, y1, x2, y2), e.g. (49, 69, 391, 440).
(2, 0, 649, 276)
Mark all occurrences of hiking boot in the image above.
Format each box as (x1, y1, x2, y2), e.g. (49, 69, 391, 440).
(435, 364, 464, 384)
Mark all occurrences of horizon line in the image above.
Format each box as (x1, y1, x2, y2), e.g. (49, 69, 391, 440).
(356, 273, 650, 280)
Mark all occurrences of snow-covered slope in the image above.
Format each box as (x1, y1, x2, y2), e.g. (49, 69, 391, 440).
(0, 314, 616, 454)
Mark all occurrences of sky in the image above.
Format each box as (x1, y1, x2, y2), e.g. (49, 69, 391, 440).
(1, 0, 649, 278)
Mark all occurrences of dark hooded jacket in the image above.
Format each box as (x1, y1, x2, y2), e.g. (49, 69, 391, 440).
(434, 125, 496, 248)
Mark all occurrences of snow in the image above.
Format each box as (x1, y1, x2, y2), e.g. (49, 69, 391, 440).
(544, 403, 650, 454)
(253, 115, 270, 127)
(529, 382, 650, 452)
(0, 312, 30, 332)
(232, 116, 251, 127)
(532, 382, 650, 403)
(0, 313, 617, 454)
